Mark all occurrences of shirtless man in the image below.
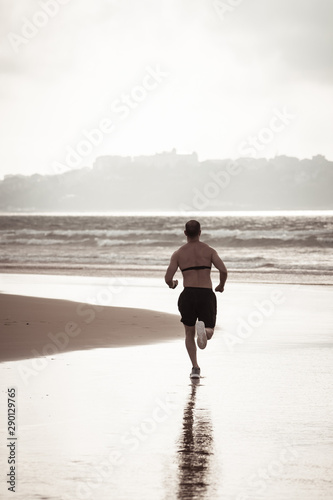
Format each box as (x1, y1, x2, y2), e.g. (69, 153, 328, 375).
(165, 220, 227, 379)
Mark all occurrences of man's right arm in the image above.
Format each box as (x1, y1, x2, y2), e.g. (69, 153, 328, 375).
(211, 249, 228, 293)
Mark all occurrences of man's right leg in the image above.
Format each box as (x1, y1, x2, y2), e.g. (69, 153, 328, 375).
(184, 324, 199, 368)
(198, 289, 217, 342)
(206, 328, 214, 340)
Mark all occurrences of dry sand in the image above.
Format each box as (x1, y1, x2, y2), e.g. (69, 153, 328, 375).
(0, 294, 181, 363)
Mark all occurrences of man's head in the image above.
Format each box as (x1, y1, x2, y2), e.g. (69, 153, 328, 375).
(184, 220, 201, 239)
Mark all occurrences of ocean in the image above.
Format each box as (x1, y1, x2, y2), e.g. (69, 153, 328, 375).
(0, 211, 332, 283)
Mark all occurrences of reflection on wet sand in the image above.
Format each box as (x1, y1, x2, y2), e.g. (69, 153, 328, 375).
(177, 380, 215, 499)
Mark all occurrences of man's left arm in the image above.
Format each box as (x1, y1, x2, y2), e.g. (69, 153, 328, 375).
(165, 251, 179, 289)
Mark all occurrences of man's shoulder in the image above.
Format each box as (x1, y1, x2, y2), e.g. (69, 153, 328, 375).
(176, 243, 189, 252)
(200, 241, 215, 253)
(172, 245, 186, 257)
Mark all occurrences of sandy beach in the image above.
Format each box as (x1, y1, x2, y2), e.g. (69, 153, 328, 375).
(0, 275, 333, 499)
(0, 294, 181, 363)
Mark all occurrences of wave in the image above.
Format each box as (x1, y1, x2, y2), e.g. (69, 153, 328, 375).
(205, 227, 333, 242)
(208, 235, 332, 248)
(96, 238, 169, 247)
(1, 234, 332, 248)
(0, 237, 176, 247)
(0, 215, 332, 251)
(0, 228, 182, 238)
(0, 238, 68, 246)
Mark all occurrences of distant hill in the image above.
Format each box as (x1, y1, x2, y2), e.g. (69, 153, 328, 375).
(0, 153, 332, 212)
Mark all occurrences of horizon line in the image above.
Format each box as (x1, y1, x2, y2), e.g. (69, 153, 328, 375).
(1, 210, 333, 217)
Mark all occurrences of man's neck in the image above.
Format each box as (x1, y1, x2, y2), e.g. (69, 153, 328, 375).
(187, 237, 200, 243)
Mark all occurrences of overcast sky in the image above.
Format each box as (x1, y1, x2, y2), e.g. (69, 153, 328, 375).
(0, 0, 332, 177)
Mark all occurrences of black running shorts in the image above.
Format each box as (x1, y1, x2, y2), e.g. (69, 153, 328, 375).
(178, 287, 217, 328)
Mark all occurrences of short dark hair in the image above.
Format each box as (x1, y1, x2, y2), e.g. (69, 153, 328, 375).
(185, 220, 201, 238)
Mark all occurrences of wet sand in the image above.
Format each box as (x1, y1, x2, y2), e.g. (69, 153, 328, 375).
(0, 275, 333, 499)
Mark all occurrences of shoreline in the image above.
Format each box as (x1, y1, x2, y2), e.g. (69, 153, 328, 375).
(1, 267, 332, 285)
(1, 274, 333, 365)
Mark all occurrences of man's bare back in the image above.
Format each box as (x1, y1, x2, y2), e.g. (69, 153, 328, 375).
(165, 239, 227, 292)
(171, 240, 226, 289)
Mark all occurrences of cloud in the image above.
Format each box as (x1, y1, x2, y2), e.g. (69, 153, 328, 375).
(210, 0, 333, 84)
(0, 0, 332, 176)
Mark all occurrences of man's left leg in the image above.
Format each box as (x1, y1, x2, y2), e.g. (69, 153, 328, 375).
(184, 324, 199, 368)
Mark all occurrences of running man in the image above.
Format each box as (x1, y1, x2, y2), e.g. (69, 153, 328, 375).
(165, 220, 227, 379)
